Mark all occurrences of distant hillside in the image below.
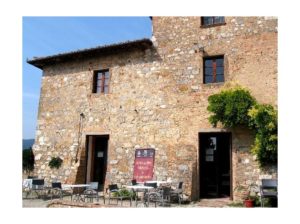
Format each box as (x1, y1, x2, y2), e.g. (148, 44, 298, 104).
(23, 139, 35, 150)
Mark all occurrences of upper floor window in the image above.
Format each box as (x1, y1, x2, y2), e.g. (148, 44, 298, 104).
(204, 56, 224, 84)
(201, 17, 225, 27)
(93, 69, 110, 94)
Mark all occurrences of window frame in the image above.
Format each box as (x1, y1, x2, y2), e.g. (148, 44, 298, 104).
(201, 17, 226, 28)
(92, 69, 110, 94)
(203, 55, 225, 84)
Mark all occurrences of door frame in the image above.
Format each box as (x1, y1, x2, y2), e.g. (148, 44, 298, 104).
(84, 134, 109, 185)
(198, 131, 232, 200)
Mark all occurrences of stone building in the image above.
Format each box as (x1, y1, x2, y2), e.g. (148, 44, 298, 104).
(27, 17, 277, 201)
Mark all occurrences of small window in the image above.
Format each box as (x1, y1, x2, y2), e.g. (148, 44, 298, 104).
(93, 69, 110, 94)
(201, 17, 225, 27)
(203, 56, 224, 84)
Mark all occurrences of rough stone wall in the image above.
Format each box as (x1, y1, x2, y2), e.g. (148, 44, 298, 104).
(31, 16, 277, 201)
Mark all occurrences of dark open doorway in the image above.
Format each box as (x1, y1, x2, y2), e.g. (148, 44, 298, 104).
(199, 132, 231, 198)
(86, 135, 109, 191)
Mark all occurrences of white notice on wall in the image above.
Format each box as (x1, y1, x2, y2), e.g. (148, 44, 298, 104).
(97, 152, 104, 158)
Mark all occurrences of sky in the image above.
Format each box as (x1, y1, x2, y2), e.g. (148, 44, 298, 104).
(22, 17, 152, 139)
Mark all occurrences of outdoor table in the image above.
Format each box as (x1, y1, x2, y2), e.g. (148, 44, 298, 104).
(126, 185, 154, 207)
(144, 180, 171, 187)
(62, 184, 91, 202)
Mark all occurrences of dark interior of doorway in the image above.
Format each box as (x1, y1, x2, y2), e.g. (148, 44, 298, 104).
(199, 132, 231, 198)
(86, 135, 109, 191)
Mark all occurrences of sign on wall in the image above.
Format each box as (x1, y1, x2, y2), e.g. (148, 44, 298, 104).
(133, 148, 155, 182)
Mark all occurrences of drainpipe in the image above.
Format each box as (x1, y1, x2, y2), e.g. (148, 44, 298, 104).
(75, 113, 85, 163)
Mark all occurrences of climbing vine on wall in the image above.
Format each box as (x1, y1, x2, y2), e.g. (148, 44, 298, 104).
(248, 104, 277, 166)
(207, 86, 277, 167)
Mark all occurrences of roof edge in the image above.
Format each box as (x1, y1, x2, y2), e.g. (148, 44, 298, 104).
(27, 38, 153, 69)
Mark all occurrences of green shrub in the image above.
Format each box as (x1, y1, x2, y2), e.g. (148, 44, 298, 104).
(23, 148, 35, 172)
(207, 87, 257, 127)
(112, 188, 136, 198)
(48, 157, 63, 169)
(248, 104, 278, 166)
(207, 86, 277, 167)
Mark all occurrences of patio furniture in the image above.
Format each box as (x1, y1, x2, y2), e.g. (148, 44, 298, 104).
(31, 179, 45, 199)
(170, 181, 183, 204)
(22, 179, 33, 198)
(145, 186, 172, 207)
(83, 182, 105, 204)
(131, 179, 137, 185)
(63, 184, 91, 202)
(51, 182, 73, 200)
(107, 184, 132, 206)
(144, 182, 158, 189)
(126, 185, 154, 207)
(260, 179, 278, 207)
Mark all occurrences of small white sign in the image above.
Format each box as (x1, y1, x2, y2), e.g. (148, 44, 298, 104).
(97, 152, 104, 158)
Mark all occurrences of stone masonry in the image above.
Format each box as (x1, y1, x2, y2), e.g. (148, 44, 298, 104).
(28, 17, 277, 201)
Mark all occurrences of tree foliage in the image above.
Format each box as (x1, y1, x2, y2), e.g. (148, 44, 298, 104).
(23, 148, 35, 172)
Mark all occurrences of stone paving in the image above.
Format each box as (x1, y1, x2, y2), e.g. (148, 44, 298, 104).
(23, 197, 232, 208)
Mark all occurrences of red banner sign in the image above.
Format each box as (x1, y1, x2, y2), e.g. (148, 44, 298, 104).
(133, 148, 155, 182)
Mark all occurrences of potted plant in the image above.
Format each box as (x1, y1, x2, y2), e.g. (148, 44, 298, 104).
(244, 194, 255, 207)
(234, 182, 258, 208)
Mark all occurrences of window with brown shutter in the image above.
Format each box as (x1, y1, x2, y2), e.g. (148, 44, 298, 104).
(93, 69, 110, 94)
(203, 56, 224, 84)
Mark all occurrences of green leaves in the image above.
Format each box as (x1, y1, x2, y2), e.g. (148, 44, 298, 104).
(248, 104, 277, 166)
(207, 87, 256, 127)
(23, 148, 35, 172)
(207, 87, 277, 167)
(48, 157, 63, 169)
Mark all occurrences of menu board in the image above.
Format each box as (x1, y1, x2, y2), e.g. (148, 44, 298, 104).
(133, 148, 155, 182)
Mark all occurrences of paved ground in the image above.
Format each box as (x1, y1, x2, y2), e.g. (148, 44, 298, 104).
(23, 197, 232, 208)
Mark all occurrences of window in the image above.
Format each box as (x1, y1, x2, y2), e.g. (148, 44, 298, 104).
(201, 17, 225, 27)
(203, 56, 224, 84)
(93, 70, 110, 94)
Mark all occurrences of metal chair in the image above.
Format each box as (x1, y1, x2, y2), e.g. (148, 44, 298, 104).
(145, 186, 171, 207)
(131, 179, 137, 185)
(83, 182, 105, 204)
(51, 182, 63, 200)
(31, 179, 45, 198)
(22, 179, 33, 199)
(260, 179, 278, 207)
(170, 181, 184, 204)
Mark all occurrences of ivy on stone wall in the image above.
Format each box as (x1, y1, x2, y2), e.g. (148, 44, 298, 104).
(248, 104, 278, 166)
(48, 157, 63, 169)
(207, 87, 256, 127)
(207, 86, 277, 167)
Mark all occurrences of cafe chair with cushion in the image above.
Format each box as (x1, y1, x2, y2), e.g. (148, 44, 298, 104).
(260, 179, 278, 207)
